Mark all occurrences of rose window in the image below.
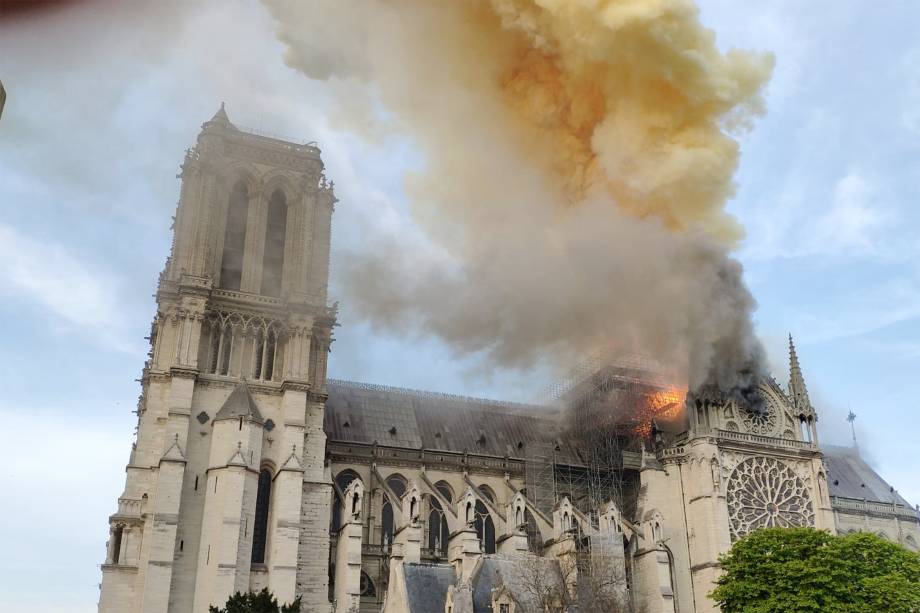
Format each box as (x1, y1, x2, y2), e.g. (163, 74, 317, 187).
(726, 456, 814, 541)
(739, 397, 778, 435)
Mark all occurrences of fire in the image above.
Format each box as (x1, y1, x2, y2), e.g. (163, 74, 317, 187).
(632, 387, 686, 438)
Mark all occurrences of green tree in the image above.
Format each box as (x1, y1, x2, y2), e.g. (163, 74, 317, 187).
(710, 527, 920, 613)
(208, 588, 301, 613)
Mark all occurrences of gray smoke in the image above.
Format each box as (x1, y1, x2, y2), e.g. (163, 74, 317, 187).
(264, 0, 774, 395)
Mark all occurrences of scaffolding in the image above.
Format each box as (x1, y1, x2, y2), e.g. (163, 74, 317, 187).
(527, 352, 677, 525)
(524, 442, 557, 518)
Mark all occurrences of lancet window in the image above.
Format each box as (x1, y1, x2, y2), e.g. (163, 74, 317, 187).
(110, 525, 124, 564)
(427, 496, 449, 556)
(219, 181, 249, 291)
(251, 468, 272, 564)
(202, 311, 284, 381)
(261, 189, 287, 297)
(474, 500, 495, 554)
(331, 470, 360, 533)
(524, 509, 543, 554)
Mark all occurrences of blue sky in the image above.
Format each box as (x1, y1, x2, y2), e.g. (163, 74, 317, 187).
(1, 1, 918, 611)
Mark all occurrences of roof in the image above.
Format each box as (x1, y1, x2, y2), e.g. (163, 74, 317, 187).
(823, 445, 913, 507)
(324, 380, 580, 461)
(399, 556, 564, 613)
(471, 555, 564, 613)
(214, 382, 263, 422)
(403, 563, 456, 613)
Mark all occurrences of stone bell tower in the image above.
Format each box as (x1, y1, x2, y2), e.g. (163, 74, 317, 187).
(98, 105, 337, 613)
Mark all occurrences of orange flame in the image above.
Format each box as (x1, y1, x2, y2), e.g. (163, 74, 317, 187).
(632, 387, 686, 437)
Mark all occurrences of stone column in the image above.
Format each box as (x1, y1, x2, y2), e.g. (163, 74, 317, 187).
(268, 446, 306, 604)
(192, 415, 263, 613)
(448, 528, 481, 583)
(139, 436, 187, 613)
(296, 394, 332, 612)
(334, 520, 364, 613)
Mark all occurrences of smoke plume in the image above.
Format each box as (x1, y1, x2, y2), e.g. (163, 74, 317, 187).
(264, 0, 774, 394)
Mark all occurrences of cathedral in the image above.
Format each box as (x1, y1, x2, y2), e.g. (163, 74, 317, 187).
(98, 109, 920, 613)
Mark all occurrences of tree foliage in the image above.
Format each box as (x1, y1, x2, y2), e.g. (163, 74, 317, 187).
(710, 527, 920, 613)
(209, 588, 301, 613)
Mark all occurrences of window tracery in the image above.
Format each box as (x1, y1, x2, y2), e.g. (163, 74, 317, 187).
(201, 311, 284, 380)
(726, 456, 814, 541)
(739, 400, 777, 435)
(427, 496, 449, 556)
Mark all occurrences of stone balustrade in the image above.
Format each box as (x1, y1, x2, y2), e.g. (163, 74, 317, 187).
(831, 496, 920, 520)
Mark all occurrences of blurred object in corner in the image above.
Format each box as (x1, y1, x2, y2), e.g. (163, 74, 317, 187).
(0, 80, 5, 120)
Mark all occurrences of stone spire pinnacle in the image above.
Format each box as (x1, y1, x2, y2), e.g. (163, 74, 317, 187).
(788, 334, 812, 412)
(210, 101, 230, 124)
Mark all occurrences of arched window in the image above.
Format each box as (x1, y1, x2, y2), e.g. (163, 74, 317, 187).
(474, 500, 495, 554)
(428, 496, 449, 556)
(386, 474, 407, 499)
(251, 469, 272, 563)
(331, 470, 360, 533)
(220, 181, 249, 291)
(111, 525, 124, 564)
(381, 474, 405, 548)
(435, 481, 454, 504)
(478, 484, 496, 504)
(524, 509, 543, 554)
(336, 469, 359, 491)
(251, 326, 278, 381)
(261, 189, 287, 297)
(381, 500, 394, 547)
(217, 324, 233, 375)
(252, 328, 265, 379)
(800, 416, 812, 442)
(360, 571, 376, 598)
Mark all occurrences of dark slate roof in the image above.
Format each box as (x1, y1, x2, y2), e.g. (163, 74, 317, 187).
(472, 555, 564, 613)
(324, 380, 581, 461)
(823, 445, 913, 507)
(403, 563, 456, 613)
(214, 382, 263, 422)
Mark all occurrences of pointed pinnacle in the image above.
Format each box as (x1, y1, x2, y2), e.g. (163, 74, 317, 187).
(788, 334, 812, 411)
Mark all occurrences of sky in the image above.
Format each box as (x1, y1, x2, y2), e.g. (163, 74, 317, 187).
(1, 1, 919, 611)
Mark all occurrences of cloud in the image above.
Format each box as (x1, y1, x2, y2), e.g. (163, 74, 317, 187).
(0, 405, 132, 613)
(0, 223, 135, 351)
(813, 172, 887, 253)
(742, 169, 895, 262)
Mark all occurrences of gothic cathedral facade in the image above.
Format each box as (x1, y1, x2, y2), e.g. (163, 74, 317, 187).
(99, 110, 919, 613)
(99, 106, 337, 613)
